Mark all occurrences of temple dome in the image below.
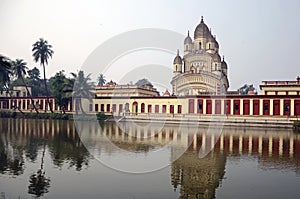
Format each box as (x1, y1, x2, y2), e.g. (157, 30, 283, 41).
(213, 53, 221, 62)
(194, 16, 210, 39)
(173, 50, 182, 64)
(221, 56, 228, 69)
(184, 31, 192, 44)
(163, 89, 171, 96)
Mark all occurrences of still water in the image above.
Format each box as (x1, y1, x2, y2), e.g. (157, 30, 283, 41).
(0, 118, 300, 199)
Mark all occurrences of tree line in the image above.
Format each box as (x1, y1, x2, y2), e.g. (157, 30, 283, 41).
(0, 38, 100, 114)
(1, 38, 157, 115)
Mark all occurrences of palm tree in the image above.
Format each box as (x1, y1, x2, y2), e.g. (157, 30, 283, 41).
(28, 141, 50, 197)
(0, 54, 24, 113)
(97, 73, 106, 86)
(12, 59, 39, 113)
(32, 38, 54, 113)
(0, 54, 11, 88)
(69, 71, 94, 114)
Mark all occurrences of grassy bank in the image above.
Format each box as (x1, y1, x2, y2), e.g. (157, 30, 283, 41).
(293, 121, 300, 132)
(0, 111, 108, 121)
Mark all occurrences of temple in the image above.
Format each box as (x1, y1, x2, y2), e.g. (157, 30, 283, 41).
(0, 17, 299, 124)
(171, 16, 229, 96)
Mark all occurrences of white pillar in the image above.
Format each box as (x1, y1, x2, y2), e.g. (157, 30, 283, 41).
(240, 99, 243, 115)
(291, 99, 295, 116)
(230, 99, 234, 115)
(43, 99, 46, 111)
(221, 99, 225, 115)
(270, 99, 273, 116)
(203, 99, 207, 114)
(259, 99, 263, 116)
(250, 99, 253, 115)
(212, 99, 215, 115)
(24, 99, 27, 110)
(280, 99, 284, 116)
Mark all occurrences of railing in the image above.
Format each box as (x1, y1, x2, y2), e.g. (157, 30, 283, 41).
(262, 81, 300, 85)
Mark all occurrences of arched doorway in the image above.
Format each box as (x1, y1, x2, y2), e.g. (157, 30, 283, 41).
(132, 101, 138, 115)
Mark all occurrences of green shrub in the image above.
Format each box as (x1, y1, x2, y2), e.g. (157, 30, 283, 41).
(0, 111, 108, 121)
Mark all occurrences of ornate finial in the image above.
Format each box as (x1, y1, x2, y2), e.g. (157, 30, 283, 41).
(201, 16, 204, 22)
(222, 55, 225, 61)
(187, 30, 190, 36)
(177, 49, 179, 55)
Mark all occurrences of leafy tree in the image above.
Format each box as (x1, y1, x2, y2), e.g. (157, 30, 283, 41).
(0, 54, 12, 93)
(69, 71, 94, 114)
(27, 67, 46, 96)
(0, 55, 24, 113)
(32, 38, 54, 113)
(97, 73, 106, 86)
(49, 70, 72, 114)
(12, 59, 39, 113)
(135, 78, 153, 87)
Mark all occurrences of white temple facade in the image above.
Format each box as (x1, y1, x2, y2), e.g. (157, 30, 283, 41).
(171, 17, 229, 96)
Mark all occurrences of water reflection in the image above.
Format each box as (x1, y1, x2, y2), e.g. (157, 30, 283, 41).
(0, 118, 91, 198)
(28, 142, 50, 197)
(172, 151, 226, 199)
(0, 118, 300, 198)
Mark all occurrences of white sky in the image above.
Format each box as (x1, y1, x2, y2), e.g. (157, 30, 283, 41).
(1, 0, 300, 93)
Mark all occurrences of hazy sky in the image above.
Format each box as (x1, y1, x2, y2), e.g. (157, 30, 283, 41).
(1, 0, 300, 93)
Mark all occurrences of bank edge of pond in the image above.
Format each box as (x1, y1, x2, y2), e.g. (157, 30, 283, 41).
(294, 121, 300, 131)
(0, 111, 108, 121)
(1, 111, 300, 133)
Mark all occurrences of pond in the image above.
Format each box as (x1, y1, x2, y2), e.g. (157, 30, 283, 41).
(0, 118, 300, 198)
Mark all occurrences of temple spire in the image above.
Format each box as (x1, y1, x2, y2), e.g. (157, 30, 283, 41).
(201, 16, 204, 22)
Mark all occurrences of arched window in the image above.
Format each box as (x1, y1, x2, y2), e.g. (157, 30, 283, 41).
(141, 103, 145, 113)
(191, 66, 195, 73)
(208, 43, 211, 49)
(199, 42, 202, 50)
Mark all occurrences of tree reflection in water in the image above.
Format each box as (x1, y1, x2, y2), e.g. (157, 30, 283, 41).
(47, 121, 90, 171)
(1, 118, 300, 198)
(0, 118, 91, 197)
(28, 141, 50, 198)
(0, 128, 25, 176)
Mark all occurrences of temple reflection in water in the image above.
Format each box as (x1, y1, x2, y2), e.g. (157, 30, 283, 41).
(1, 118, 300, 198)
